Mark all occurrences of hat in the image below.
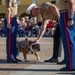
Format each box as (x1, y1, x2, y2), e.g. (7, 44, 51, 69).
(26, 3, 36, 14)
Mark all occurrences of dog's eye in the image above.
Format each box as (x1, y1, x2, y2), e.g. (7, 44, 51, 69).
(32, 45, 34, 48)
(32, 45, 35, 48)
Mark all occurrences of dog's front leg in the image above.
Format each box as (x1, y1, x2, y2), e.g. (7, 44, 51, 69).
(34, 52, 40, 60)
(23, 53, 29, 62)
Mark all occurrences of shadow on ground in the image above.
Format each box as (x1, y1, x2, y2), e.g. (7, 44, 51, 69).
(0, 68, 59, 72)
(0, 59, 57, 65)
(0, 59, 74, 75)
(0, 68, 74, 75)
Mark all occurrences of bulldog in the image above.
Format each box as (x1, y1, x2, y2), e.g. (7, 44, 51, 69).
(16, 38, 40, 62)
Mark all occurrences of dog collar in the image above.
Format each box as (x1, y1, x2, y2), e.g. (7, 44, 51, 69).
(29, 43, 39, 53)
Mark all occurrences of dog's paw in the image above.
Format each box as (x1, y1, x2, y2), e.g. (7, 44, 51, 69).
(37, 57, 40, 60)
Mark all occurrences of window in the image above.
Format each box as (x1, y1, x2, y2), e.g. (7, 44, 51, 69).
(51, 0, 56, 4)
(32, 0, 38, 4)
(0, 0, 2, 5)
(17, 0, 20, 5)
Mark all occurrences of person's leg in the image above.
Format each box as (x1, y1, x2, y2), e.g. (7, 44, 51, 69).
(59, 12, 69, 69)
(2, 28, 6, 37)
(11, 17, 21, 62)
(72, 12, 75, 69)
(6, 29, 12, 61)
(66, 12, 75, 70)
(44, 24, 61, 62)
(53, 24, 61, 58)
(4, 18, 18, 63)
(59, 12, 75, 70)
(4, 18, 12, 60)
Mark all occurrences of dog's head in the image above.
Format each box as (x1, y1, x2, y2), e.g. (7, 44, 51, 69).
(28, 41, 40, 53)
(16, 38, 40, 53)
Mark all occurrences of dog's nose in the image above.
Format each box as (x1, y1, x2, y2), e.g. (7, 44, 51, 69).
(37, 48, 40, 51)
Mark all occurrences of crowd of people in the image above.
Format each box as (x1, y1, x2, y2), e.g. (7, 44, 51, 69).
(0, 16, 55, 37)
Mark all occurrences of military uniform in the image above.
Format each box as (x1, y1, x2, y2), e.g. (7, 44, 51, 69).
(40, 2, 62, 60)
(57, 0, 75, 70)
(4, 0, 19, 62)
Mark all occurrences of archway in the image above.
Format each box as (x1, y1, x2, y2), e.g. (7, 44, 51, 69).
(0, 13, 5, 19)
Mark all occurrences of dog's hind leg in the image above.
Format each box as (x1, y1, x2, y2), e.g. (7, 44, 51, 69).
(34, 52, 40, 60)
(23, 53, 29, 62)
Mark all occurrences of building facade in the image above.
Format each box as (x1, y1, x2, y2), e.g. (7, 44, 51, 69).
(0, 0, 57, 18)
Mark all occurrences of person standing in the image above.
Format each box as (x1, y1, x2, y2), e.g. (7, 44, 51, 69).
(4, 0, 21, 63)
(58, 0, 75, 71)
(26, 2, 61, 62)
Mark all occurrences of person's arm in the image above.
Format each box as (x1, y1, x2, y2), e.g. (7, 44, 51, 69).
(6, 0, 11, 29)
(48, 3, 60, 20)
(35, 20, 49, 43)
(6, 6, 11, 24)
(67, 0, 74, 26)
(17, 18, 22, 26)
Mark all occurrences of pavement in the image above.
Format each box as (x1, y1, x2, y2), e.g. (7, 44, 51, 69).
(12, 37, 75, 75)
(11, 62, 75, 75)
(0, 37, 75, 75)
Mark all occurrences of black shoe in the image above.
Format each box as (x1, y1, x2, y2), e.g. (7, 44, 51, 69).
(44, 57, 58, 62)
(57, 59, 66, 65)
(60, 67, 75, 71)
(7, 59, 18, 63)
(15, 58, 22, 62)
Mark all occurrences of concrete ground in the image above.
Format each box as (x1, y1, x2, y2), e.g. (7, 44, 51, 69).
(0, 37, 75, 75)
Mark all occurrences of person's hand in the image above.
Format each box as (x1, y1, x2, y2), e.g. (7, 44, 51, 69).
(53, 20, 58, 25)
(7, 23, 11, 29)
(67, 20, 74, 26)
(33, 39, 39, 43)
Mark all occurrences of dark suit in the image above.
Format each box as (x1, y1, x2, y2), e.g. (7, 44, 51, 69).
(53, 24, 61, 58)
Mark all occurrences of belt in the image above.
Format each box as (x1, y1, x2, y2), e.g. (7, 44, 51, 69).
(60, 9, 67, 13)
